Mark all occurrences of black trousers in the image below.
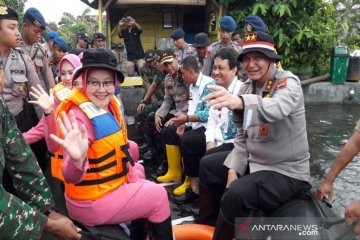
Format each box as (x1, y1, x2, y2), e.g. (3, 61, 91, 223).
(221, 171, 311, 224)
(161, 124, 191, 145)
(179, 126, 206, 177)
(199, 144, 234, 192)
(146, 113, 174, 162)
(199, 147, 311, 227)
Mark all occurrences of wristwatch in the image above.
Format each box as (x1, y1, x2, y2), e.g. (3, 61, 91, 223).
(140, 99, 146, 104)
(44, 207, 56, 216)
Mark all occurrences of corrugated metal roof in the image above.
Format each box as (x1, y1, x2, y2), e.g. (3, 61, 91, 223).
(80, 0, 206, 9)
(117, 0, 206, 5)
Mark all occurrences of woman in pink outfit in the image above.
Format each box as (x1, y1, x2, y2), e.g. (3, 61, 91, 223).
(51, 49, 172, 240)
(26, 53, 142, 180)
(23, 54, 82, 153)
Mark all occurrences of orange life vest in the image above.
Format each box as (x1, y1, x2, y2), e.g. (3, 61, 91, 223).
(52, 82, 71, 102)
(50, 82, 71, 181)
(55, 88, 132, 200)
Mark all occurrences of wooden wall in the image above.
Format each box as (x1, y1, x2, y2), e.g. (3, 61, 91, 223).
(109, 5, 207, 51)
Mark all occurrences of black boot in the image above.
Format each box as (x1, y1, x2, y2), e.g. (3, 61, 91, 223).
(156, 160, 168, 177)
(148, 216, 173, 240)
(195, 183, 222, 226)
(212, 209, 235, 240)
(130, 218, 149, 240)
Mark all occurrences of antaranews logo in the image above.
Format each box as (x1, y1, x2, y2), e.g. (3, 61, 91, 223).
(235, 217, 321, 240)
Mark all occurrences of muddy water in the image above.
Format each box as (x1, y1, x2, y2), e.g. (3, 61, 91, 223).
(307, 104, 360, 216)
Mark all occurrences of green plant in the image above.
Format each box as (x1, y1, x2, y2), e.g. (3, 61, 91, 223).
(228, 0, 341, 76)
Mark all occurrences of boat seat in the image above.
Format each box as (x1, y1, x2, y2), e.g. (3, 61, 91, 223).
(42, 161, 131, 240)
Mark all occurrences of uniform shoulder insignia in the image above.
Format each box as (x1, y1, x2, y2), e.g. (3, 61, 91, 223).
(37, 44, 47, 56)
(14, 47, 25, 54)
(209, 41, 217, 48)
(275, 78, 287, 90)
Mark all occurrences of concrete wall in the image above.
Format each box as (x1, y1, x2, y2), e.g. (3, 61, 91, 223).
(121, 82, 360, 118)
(303, 82, 360, 105)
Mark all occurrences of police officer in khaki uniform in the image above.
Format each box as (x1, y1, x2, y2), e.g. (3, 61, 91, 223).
(20, 7, 55, 94)
(50, 36, 68, 80)
(42, 31, 59, 64)
(0, 6, 49, 192)
(198, 32, 311, 240)
(147, 49, 189, 176)
(170, 28, 196, 65)
(155, 49, 189, 129)
(203, 16, 241, 76)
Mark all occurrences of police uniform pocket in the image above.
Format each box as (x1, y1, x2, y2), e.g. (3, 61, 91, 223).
(34, 57, 44, 67)
(251, 122, 278, 142)
(11, 74, 28, 97)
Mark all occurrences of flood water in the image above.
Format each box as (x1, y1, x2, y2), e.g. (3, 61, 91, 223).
(307, 104, 360, 216)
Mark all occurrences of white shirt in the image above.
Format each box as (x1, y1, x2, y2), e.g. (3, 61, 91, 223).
(205, 77, 243, 146)
(187, 72, 215, 129)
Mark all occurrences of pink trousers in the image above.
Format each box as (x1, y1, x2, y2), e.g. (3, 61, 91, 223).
(65, 140, 170, 226)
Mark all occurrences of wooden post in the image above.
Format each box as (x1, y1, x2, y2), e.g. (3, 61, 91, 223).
(98, 0, 103, 32)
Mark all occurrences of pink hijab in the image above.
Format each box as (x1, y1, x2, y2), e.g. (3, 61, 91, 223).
(59, 54, 82, 82)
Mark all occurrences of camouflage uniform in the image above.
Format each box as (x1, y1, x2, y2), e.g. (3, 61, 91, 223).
(20, 42, 55, 93)
(0, 95, 54, 239)
(174, 43, 196, 65)
(140, 70, 166, 121)
(138, 70, 166, 158)
(153, 70, 166, 101)
(140, 63, 157, 97)
(202, 40, 241, 76)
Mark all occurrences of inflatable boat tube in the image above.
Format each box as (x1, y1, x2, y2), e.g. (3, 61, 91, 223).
(173, 224, 215, 240)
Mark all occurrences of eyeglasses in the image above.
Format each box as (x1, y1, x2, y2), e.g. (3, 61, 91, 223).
(87, 80, 115, 89)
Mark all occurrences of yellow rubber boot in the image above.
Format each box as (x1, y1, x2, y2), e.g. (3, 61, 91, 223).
(173, 176, 191, 196)
(157, 145, 182, 183)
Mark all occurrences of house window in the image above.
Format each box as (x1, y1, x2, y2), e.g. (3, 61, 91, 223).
(163, 12, 172, 28)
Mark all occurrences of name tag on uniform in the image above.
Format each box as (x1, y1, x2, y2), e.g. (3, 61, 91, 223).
(10, 69, 25, 74)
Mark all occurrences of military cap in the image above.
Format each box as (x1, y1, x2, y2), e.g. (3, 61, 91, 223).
(193, 32, 210, 48)
(93, 32, 106, 40)
(238, 31, 282, 63)
(160, 48, 175, 65)
(219, 16, 237, 32)
(0, 4, 18, 21)
(170, 28, 185, 40)
(77, 32, 89, 42)
(46, 31, 59, 41)
(245, 15, 266, 32)
(24, 7, 46, 30)
(144, 49, 155, 61)
(53, 36, 68, 52)
(73, 49, 124, 83)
